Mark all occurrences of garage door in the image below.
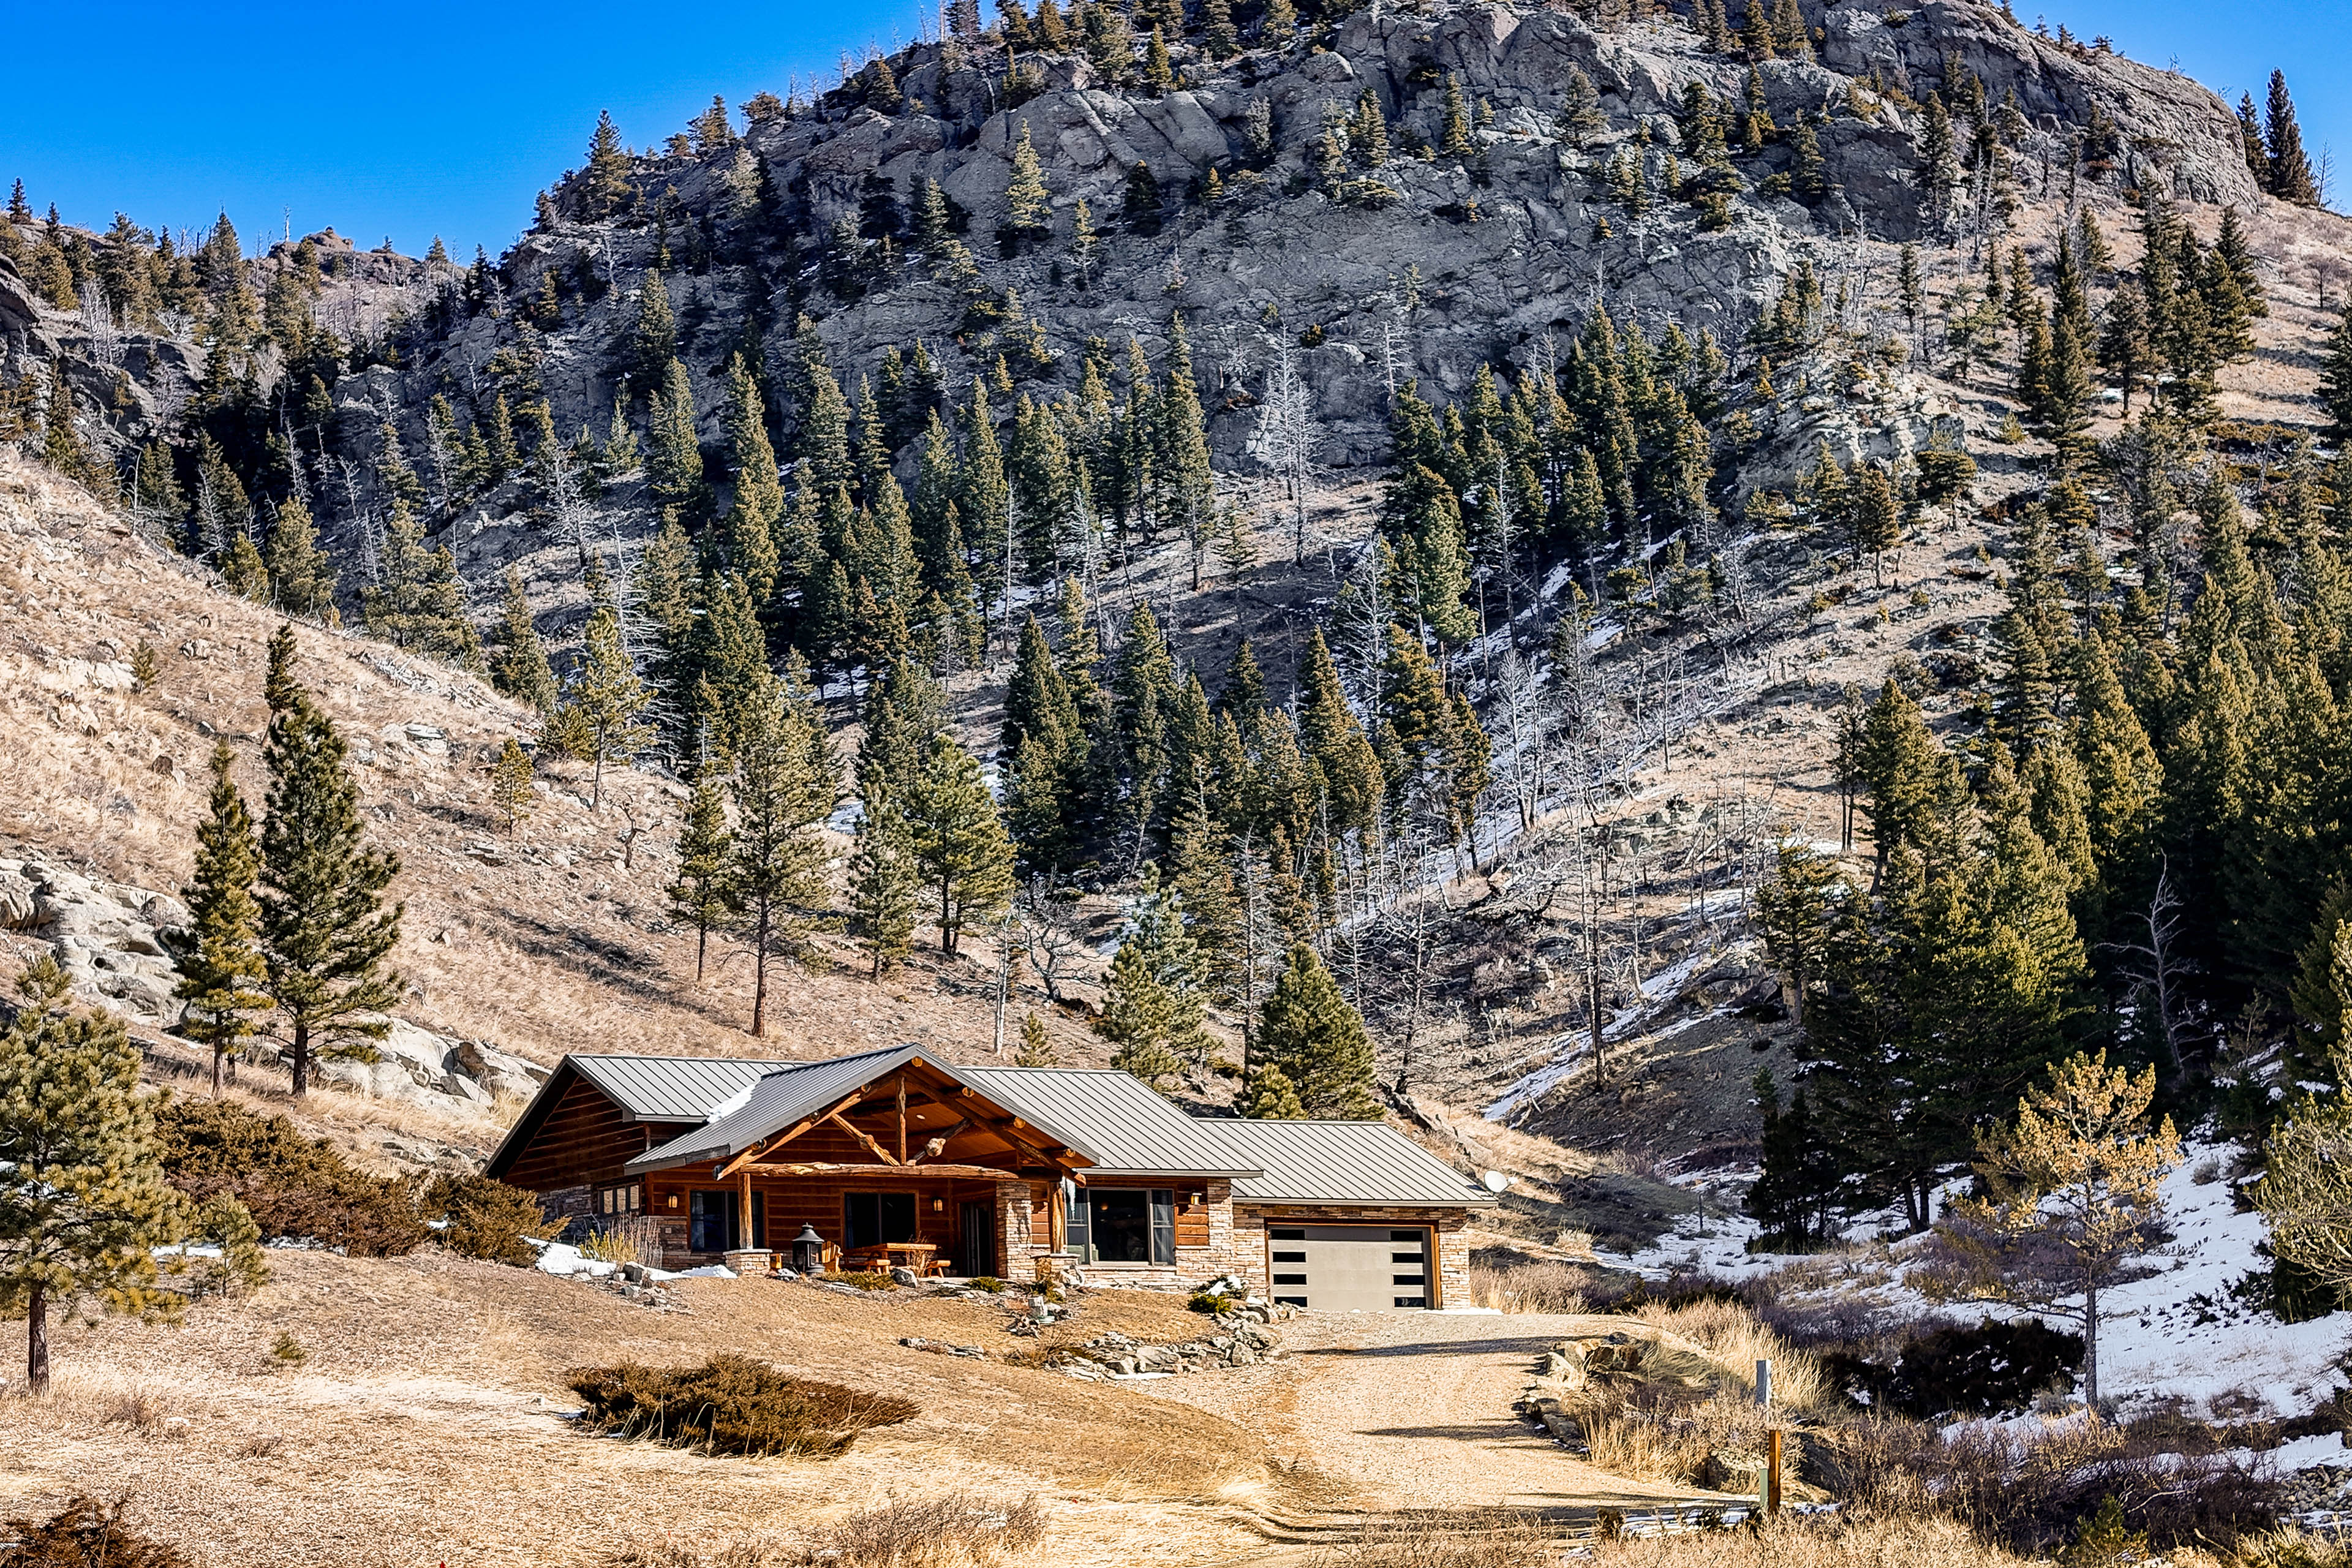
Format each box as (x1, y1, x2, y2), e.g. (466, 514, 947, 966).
(1265, 1225, 1431, 1311)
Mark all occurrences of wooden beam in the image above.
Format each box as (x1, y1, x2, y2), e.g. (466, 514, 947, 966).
(827, 1110, 903, 1165)
(734, 1161, 1022, 1180)
(909, 1118, 973, 1163)
(715, 1088, 865, 1179)
(896, 1076, 907, 1164)
(948, 1091, 1087, 1167)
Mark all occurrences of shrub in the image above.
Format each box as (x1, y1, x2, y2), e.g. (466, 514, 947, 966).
(809, 1493, 1046, 1567)
(173, 1193, 270, 1298)
(567, 1356, 918, 1459)
(154, 1099, 426, 1257)
(418, 1171, 559, 1267)
(966, 1275, 1003, 1294)
(831, 1270, 895, 1291)
(270, 1331, 307, 1368)
(1187, 1290, 1235, 1314)
(0, 1494, 188, 1567)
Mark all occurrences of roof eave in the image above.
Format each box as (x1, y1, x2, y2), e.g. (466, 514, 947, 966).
(1231, 1194, 1499, 1207)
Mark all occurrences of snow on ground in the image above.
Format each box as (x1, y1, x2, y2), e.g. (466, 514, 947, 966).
(1592, 1140, 2352, 1419)
(1485, 944, 1756, 1120)
(527, 1237, 736, 1283)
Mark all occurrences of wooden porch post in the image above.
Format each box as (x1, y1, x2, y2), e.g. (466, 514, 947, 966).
(739, 1167, 753, 1252)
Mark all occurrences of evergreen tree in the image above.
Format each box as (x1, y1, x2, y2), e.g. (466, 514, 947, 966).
(174, 742, 270, 1096)
(1441, 74, 1476, 159)
(489, 568, 558, 712)
(849, 793, 921, 979)
(1844, 463, 1901, 586)
(0, 958, 189, 1393)
(726, 673, 836, 1036)
(1098, 875, 1214, 1087)
(1747, 1069, 1836, 1245)
(1256, 944, 1379, 1118)
(363, 503, 481, 668)
(264, 492, 336, 623)
(490, 738, 536, 837)
(554, 603, 655, 809)
(2264, 70, 2321, 205)
(646, 358, 707, 514)
(1001, 122, 1054, 255)
(720, 353, 784, 603)
(256, 698, 402, 1097)
(667, 767, 734, 984)
(1017, 1011, 1058, 1066)
(906, 731, 1016, 956)
(581, 110, 635, 219)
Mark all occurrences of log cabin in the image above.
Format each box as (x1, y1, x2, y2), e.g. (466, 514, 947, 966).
(485, 1044, 1495, 1311)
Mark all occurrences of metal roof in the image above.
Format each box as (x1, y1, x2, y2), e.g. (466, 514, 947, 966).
(956, 1067, 1264, 1178)
(1197, 1120, 1498, 1208)
(625, 1044, 933, 1174)
(568, 1055, 782, 1122)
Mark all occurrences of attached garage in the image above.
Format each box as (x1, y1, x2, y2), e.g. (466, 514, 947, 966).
(1201, 1120, 1495, 1312)
(1267, 1224, 1435, 1311)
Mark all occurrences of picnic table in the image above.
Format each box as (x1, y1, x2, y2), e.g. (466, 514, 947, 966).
(843, 1242, 944, 1275)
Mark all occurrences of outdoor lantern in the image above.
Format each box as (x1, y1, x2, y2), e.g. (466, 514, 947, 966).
(791, 1224, 825, 1276)
(932, 1196, 944, 1212)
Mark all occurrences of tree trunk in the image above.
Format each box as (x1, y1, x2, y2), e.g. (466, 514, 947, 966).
(212, 1044, 224, 1098)
(939, 876, 957, 956)
(695, 924, 709, 983)
(2084, 1278, 2100, 1412)
(292, 1018, 311, 1097)
(26, 1281, 47, 1395)
(750, 900, 771, 1038)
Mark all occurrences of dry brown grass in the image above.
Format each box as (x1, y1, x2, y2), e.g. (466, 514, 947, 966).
(1594, 1512, 2031, 1568)
(1307, 1513, 1565, 1567)
(1627, 1298, 1828, 1412)
(0, 1250, 1276, 1567)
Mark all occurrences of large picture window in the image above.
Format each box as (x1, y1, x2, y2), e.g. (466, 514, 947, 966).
(1079, 1188, 1174, 1265)
(844, 1191, 918, 1250)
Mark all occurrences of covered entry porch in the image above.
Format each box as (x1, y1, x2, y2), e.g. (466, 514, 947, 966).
(619, 1047, 1084, 1276)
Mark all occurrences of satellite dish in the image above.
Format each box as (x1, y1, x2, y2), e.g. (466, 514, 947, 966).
(1482, 1170, 1510, 1194)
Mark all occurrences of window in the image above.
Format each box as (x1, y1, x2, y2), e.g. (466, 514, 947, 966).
(595, 1183, 641, 1216)
(688, 1190, 737, 1253)
(1081, 1188, 1175, 1265)
(844, 1191, 918, 1250)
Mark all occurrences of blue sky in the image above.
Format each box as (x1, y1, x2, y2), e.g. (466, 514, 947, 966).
(1, 1, 2344, 258)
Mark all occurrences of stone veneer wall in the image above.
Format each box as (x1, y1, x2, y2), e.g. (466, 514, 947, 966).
(994, 1179, 1038, 1282)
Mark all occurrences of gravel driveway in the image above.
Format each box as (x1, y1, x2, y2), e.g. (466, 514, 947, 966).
(1154, 1310, 1728, 1516)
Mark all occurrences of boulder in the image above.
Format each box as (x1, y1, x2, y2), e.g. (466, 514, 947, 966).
(315, 1017, 492, 1107)
(450, 1038, 552, 1101)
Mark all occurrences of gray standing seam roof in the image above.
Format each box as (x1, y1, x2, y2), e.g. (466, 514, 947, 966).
(568, 1055, 781, 1122)
(1196, 1120, 1498, 1207)
(625, 1044, 935, 1174)
(956, 1067, 1264, 1178)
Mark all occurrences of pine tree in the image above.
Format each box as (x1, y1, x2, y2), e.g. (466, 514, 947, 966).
(489, 568, 557, 712)
(1199, 0, 1238, 56)
(1243, 1057, 1307, 1118)
(363, 503, 481, 668)
(1557, 66, 1605, 148)
(256, 698, 403, 1097)
(1928, 1052, 2177, 1411)
(0, 957, 188, 1393)
(488, 737, 537, 837)
(646, 358, 707, 514)
(726, 673, 836, 1036)
(1142, 25, 1177, 94)
(1122, 160, 1164, 235)
(720, 353, 784, 603)
(265, 492, 336, 623)
(2264, 70, 2321, 205)
(174, 742, 270, 1096)
(1001, 122, 1054, 255)
(1441, 75, 1476, 159)
(554, 603, 654, 809)
(1256, 944, 1378, 1119)
(1017, 1011, 1058, 1066)
(668, 767, 734, 984)
(849, 793, 920, 979)
(1099, 875, 1214, 1087)
(1843, 463, 1901, 586)
(906, 731, 1016, 956)
(581, 110, 635, 220)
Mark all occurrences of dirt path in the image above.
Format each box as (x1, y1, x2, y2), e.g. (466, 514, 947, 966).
(1156, 1310, 1730, 1522)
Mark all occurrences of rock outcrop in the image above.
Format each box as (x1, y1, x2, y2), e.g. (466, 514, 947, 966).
(0, 848, 549, 1113)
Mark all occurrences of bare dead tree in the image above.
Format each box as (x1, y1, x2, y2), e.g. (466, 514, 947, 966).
(1249, 332, 1321, 564)
(2104, 857, 2196, 1075)
(1017, 878, 1088, 1003)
